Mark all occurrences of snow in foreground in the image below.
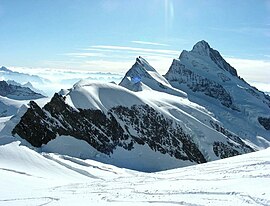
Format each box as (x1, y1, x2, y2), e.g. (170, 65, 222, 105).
(0, 140, 269, 206)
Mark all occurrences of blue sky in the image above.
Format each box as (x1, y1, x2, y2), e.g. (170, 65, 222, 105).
(0, 0, 269, 85)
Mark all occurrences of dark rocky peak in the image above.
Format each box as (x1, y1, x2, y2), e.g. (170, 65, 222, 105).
(0, 80, 45, 100)
(0, 66, 11, 72)
(0, 80, 12, 95)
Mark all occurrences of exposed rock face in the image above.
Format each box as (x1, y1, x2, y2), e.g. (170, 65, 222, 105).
(213, 142, 240, 159)
(0, 66, 11, 72)
(165, 59, 235, 109)
(209, 120, 254, 153)
(191, 40, 238, 76)
(12, 93, 253, 165)
(258, 117, 270, 130)
(0, 80, 45, 100)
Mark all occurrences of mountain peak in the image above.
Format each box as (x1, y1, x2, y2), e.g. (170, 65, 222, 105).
(191, 40, 211, 56)
(0, 66, 11, 72)
(180, 40, 238, 77)
(135, 56, 156, 72)
(119, 57, 184, 94)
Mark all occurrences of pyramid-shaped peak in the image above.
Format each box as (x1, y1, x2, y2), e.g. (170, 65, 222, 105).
(191, 40, 212, 56)
(135, 56, 156, 72)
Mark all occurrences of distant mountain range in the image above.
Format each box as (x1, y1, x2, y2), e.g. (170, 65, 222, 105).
(4, 41, 270, 171)
(0, 80, 46, 117)
(0, 66, 49, 85)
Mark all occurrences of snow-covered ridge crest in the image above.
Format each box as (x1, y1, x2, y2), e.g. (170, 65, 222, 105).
(70, 80, 148, 111)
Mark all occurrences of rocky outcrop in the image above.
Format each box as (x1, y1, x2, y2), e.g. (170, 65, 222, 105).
(165, 60, 236, 109)
(258, 117, 270, 130)
(210, 120, 254, 153)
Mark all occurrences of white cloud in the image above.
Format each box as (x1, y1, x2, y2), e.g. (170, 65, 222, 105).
(63, 52, 105, 58)
(87, 45, 180, 56)
(9, 66, 124, 96)
(250, 82, 270, 93)
(139, 54, 173, 74)
(225, 58, 270, 84)
(8, 56, 270, 96)
(131, 41, 169, 47)
(83, 60, 133, 72)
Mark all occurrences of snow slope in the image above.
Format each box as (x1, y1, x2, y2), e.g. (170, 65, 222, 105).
(0, 137, 269, 206)
(0, 96, 27, 117)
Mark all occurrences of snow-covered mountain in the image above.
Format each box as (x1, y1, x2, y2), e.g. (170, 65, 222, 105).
(0, 80, 45, 100)
(164, 40, 270, 148)
(3, 40, 270, 172)
(119, 56, 186, 98)
(9, 79, 254, 171)
(7, 80, 47, 96)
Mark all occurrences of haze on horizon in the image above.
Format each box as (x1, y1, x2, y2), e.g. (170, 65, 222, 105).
(0, 0, 269, 91)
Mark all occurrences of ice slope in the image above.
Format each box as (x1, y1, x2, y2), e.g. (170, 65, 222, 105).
(119, 56, 186, 98)
(165, 40, 270, 148)
(0, 136, 269, 206)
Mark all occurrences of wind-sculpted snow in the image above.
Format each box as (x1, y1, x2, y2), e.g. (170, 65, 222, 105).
(0, 139, 269, 205)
